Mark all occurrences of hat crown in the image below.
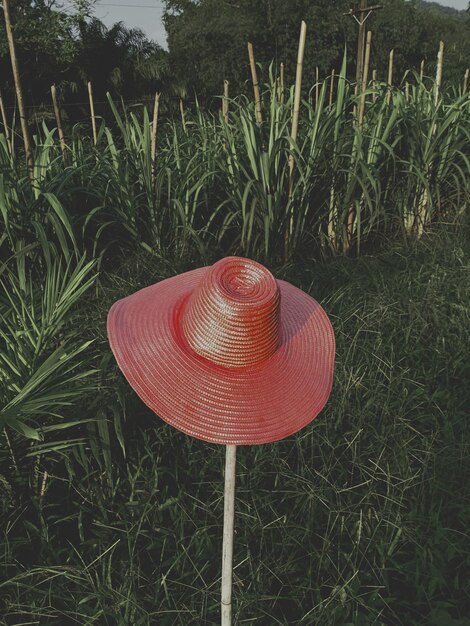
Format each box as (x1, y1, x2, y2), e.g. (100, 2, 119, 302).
(182, 257, 281, 368)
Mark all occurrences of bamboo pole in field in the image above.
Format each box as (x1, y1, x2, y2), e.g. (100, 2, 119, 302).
(347, 30, 372, 254)
(278, 62, 285, 103)
(420, 59, 425, 81)
(372, 69, 377, 102)
(285, 20, 307, 260)
(221, 444, 236, 626)
(3, 0, 34, 181)
(417, 41, 444, 237)
(386, 49, 394, 104)
(464, 69, 469, 93)
(222, 80, 229, 123)
(0, 89, 12, 154)
(329, 69, 335, 107)
(289, 21, 307, 177)
(434, 40, 444, 107)
(358, 30, 372, 128)
(387, 49, 394, 86)
(87, 81, 97, 145)
(151, 91, 160, 184)
(50, 84, 66, 162)
(355, 0, 367, 87)
(179, 98, 187, 133)
(247, 43, 263, 123)
(405, 81, 410, 101)
(315, 66, 319, 109)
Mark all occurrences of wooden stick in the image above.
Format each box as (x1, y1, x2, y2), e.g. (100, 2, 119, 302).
(222, 80, 229, 123)
(315, 66, 319, 109)
(0, 89, 12, 154)
(347, 30, 371, 253)
(285, 20, 307, 260)
(51, 84, 66, 162)
(151, 91, 160, 183)
(289, 21, 307, 179)
(278, 62, 284, 103)
(247, 42, 262, 123)
(420, 59, 425, 81)
(179, 98, 187, 133)
(434, 40, 444, 107)
(3, 0, 34, 181)
(464, 69, 469, 93)
(387, 49, 394, 87)
(329, 69, 335, 107)
(372, 69, 377, 102)
(221, 444, 237, 626)
(355, 0, 368, 86)
(417, 41, 444, 238)
(358, 30, 372, 128)
(87, 80, 97, 145)
(405, 81, 409, 102)
(386, 49, 394, 104)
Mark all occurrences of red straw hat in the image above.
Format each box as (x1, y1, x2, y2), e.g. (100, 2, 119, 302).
(107, 256, 335, 445)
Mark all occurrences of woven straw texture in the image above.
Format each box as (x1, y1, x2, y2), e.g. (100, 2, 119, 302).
(107, 257, 335, 445)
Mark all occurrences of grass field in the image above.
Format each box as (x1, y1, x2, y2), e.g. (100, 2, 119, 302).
(1, 224, 469, 625)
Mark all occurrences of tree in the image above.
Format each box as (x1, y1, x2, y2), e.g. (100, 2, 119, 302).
(0, 1, 95, 105)
(73, 18, 170, 98)
(163, 0, 470, 100)
(164, 0, 354, 101)
(0, 2, 179, 125)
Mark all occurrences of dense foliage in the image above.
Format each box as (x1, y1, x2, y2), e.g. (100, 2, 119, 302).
(1, 222, 469, 623)
(0, 0, 173, 124)
(164, 0, 470, 100)
(4, 66, 470, 262)
(0, 0, 469, 114)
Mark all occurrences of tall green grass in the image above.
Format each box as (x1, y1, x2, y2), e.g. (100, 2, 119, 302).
(1, 68, 468, 264)
(1, 229, 469, 625)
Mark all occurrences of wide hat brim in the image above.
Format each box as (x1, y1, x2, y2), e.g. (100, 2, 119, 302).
(107, 266, 335, 445)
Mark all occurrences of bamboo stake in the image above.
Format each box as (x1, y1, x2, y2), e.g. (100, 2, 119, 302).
(289, 21, 307, 179)
(347, 30, 372, 254)
(464, 69, 469, 93)
(386, 49, 394, 104)
(405, 81, 410, 101)
(329, 69, 335, 107)
(420, 59, 425, 81)
(247, 43, 262, 123)
(434, 40, 444, 107)
(417, 40, 444, 238)
(285, 20, 307, 260)
(387, 49, 394, 87)
(222, 80, 229, 123)
(3, 0, 34, 181)
(358, 30, 372, 129)
(87, 81, 97, 145)
(50, 84, 66, 162)
(151, 91, 160, 184)
(278, 62, 284, 103)
(315, 66, 319, 110)
(355, 0, 368, 87)
(221, 444, 236, 626)
(0, 89, 12, 154)
(372, 69, 377, 103)
(179, 98, 187, 133)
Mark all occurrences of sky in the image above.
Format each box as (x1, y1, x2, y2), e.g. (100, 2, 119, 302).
(93, 1, 167, 47)
(64, 0, 468, 50)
